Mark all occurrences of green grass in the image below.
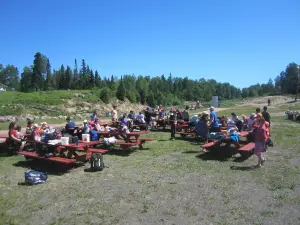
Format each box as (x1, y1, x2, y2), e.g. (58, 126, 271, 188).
(0, 104, 300, 224)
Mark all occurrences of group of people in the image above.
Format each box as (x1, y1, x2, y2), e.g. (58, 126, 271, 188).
(6, 103, 272, 167)
(192, 106, 271, 167)
(7, 120, 50, 152)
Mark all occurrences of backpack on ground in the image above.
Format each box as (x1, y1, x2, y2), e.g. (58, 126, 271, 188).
(25, 171, 48, 185)
(90, 153, 104, 171)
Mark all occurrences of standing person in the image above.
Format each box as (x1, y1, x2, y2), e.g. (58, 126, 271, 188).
(209, 106, 220, 132)
(262, 106, 271, 126)
(169, 112, 177, 140)
(145, 108, 152, 130)
(255, 108, 261, 116)
(254, 118, 267, 168)
(268, 98, 271, 106)
(111, 105, 118, 122)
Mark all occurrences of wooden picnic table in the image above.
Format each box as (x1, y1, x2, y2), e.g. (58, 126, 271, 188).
(19, 140, 104, 164)
(98, 130, 154, 149)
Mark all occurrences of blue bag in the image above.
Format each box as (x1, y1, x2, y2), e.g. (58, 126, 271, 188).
(89, 130, 98, 141)
(25, 171, 48, 185)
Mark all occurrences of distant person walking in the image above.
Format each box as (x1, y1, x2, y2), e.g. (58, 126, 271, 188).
(268, 98, 271, 106)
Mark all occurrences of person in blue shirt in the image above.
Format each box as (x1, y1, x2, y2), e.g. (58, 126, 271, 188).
(196, 113, 209, 141)
(65, 116, 76, 135)
(209, 106, 220, 132)
(90, 111, 98, 121)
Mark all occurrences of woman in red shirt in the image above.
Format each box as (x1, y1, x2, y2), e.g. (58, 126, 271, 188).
(8, 122, 25, 152)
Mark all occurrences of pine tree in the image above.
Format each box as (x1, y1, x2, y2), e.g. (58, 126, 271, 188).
(65, 66, 72, 89)
(116, 76, 126, 101)
(32, 52, 46, 91)
(44, 59, 52, 90)
(95, 70, 100, 87)
(58, 65, 66, 89)
(89, 69, 95, 88)
(20, 66, 32, 92)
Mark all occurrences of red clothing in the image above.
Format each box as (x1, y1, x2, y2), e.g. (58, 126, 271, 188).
(264, 121, 270, 138)
(255, 125, 267, 142)
(252, 119, 259, 129)
(9, 129, 18, 139)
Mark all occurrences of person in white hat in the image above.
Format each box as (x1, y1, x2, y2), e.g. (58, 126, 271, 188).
(80, 120, 90, 135)
(209, 106, 220, 132)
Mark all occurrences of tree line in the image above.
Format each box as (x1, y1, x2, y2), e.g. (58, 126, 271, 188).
(0, 52, 298, 106)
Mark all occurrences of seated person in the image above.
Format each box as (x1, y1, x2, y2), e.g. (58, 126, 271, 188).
(231, 113, 243, 131)
(220, 116, 227, 127)
(90, 111, 98, 121)
(137, 112, 146, 124)
(188, 114, 199, 127)
(7, 122, 26, 151)
(241, 115, 248, 131)
(196, 114, 209, 142)
(38, 122, 49, 137)
(65, 117, 76, 135)
(158, 109, 165, 119)
(128, 110, 136, 120)
(247, 113, 256, 131)
(182, 106, 190, 122)
(227, 120, 238, 133)
(16, 125, 22, 138)
(93, 118, 103, 131)
(25, 120, 34, 135)
(82, 120, 90, 134)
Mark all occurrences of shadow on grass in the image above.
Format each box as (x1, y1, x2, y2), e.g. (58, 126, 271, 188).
(182, 150, 201, 154)
(230, 165, 257, 171)
(13, 159, 77, 175)
(196, 146, 237, 162)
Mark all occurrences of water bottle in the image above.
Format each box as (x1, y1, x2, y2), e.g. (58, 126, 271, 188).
(75, 136, 78, 145)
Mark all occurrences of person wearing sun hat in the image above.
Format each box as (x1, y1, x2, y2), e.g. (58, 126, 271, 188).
(209, 106, 220, 132)
(82, 119, 90, 134)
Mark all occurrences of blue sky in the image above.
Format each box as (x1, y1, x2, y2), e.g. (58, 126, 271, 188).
(1, 0, 299, 88)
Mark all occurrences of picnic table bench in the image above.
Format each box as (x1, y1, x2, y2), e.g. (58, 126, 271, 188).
(19, 140, 104, 165)
(237, 142, 255, 158)
(98, 131, 155, 149)
(200, 131, 250, 152)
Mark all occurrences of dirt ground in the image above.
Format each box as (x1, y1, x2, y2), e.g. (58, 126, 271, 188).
(1, 97, 299, 225)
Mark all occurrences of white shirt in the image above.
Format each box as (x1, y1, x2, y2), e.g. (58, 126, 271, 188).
(111, 109, 118, 120)
(137, 114, 145, 123)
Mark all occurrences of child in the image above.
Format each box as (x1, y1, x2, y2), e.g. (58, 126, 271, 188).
(169, 112, 177, 140)
(111, 105, 118, 121)
(16, 125, 23, 138)
(254, 118, 267, 167)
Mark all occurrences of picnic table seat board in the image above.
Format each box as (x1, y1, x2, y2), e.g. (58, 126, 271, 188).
(0, 135, 8, 139)
(238, 142, 255, 152)
(201, 141, 217, 148)
(237, 142, 255, 158)
(18, 151, 77, 164)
